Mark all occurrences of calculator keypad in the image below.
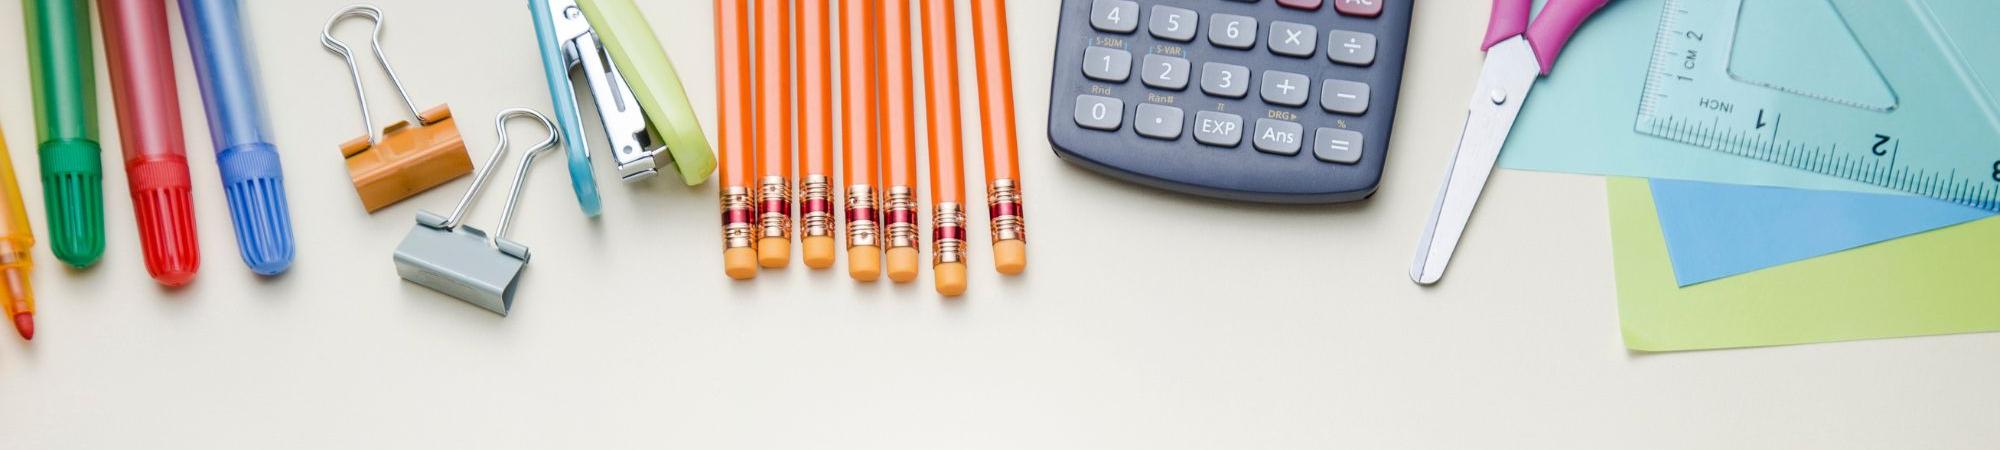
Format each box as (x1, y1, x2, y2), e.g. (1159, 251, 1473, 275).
(1051, 0, 1410, 203)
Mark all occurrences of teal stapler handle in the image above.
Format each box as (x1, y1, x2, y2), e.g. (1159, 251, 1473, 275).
(527, 0, 602, 217)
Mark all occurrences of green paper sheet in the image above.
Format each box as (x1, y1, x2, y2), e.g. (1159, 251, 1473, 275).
(1610, 177, 2000, 352)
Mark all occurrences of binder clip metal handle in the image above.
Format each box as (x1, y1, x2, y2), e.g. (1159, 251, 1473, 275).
(324, 4, 473, 213)
(393, 108, 559, 316)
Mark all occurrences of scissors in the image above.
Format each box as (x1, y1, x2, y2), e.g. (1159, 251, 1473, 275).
(1412, 0, 1608, 285)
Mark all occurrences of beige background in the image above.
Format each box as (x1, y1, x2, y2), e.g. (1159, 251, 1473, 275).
(0, 0, 1995, 448)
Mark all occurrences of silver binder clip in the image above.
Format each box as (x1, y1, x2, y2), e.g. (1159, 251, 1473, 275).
(531, 0, 662, 183)
(393, 108, 561, 315)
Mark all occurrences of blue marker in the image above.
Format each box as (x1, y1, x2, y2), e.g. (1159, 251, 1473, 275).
(179, 0, 294, 275)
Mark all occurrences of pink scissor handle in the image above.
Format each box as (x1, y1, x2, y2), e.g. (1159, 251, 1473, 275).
(1524, 0, 1609, 74)
(1481, 0, 1530, 51)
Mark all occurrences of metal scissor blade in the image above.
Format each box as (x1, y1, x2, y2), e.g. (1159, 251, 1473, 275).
(1412, 38, 1542, 285)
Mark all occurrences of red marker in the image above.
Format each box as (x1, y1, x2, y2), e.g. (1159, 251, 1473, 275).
(101, 0, 200, 285)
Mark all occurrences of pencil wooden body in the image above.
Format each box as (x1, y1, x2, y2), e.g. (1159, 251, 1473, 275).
(715, 0, 758, 278)
(754, 0, 793, 267)
(797, 0, 835, 258)
(920, 0, 967, 295)
(877, 0, 922, 282)
(840, 0, 882, 279)
(971, 0, 1025, 274)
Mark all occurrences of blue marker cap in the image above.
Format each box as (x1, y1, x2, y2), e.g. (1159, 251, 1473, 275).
(182, 0, 295, 274)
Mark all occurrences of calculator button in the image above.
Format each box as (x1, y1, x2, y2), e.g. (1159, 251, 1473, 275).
(1199, 63, 1251, 98)
(1074, 95, 1125, 131)
(1334, 0, 1383, 18)
(1267, 21, 1318, 58)
(1194, 111, 1245, 147)
(1141, 54, 1191, 90)
(1207, 14, 1258, 49)
(1148, 6, 1198, 42)
(1327, 30, 1377, 66)
(1278, 0, 1323, 10)
(1320, 79, 1370, 115)
(1253, 119, 1305, 155)
(1089, 0, 1140, 33)
(1260, 71, 1310, 107)
(1314, 128, 1365, 164)
(1134, 103, 1185, 140)
(1082, 47, 1133, 82)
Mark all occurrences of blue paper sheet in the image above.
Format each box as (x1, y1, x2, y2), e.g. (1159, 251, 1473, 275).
(1651, 179, 1994, 286)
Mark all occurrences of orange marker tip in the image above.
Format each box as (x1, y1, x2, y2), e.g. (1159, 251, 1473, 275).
(14, 313, 32, 340)
(935, 262, 967, 296)
(725, 248, 760, 280)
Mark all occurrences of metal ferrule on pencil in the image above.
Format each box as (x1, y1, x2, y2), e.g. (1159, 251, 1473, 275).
(801, 175, 833, 239)
(884, 186, 919, 249)
(844, 185, 879, 248)
(988, 179, 1024, 243)
(721, 186, 757, 250)
(758, 176, 792, 239)
(933, 202, 966, 265)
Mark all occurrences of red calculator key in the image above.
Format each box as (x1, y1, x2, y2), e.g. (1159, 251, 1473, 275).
(1334, 0, 1382, 17)
(1277, 0, 1322, 10)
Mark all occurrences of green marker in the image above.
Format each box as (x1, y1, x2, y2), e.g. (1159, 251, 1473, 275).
(23, 0, 105, 267)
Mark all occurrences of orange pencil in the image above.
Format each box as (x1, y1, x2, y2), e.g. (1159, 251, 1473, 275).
(970, 0, 1025, 275)
(919, 0, 967, 296)
(715, 0, 758, 280)
(754, 0, 793, 268)
(878, 0, 923, 283)
(840, 0, 882, 281)
(797, 0, 835, 269)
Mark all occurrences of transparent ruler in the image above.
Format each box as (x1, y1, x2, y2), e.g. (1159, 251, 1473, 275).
(1635, 0, 2000, 211)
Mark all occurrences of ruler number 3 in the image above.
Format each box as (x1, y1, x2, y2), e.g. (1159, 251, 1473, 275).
(1992, 160, 1999, 182)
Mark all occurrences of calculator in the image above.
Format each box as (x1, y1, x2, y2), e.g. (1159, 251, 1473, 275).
(1047, 0, 1412, 203)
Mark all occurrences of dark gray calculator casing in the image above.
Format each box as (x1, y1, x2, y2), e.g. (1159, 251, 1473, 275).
(1048, 0, 1414, 203)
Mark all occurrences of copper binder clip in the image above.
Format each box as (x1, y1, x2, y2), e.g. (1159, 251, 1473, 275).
(322, 5, 471, 212)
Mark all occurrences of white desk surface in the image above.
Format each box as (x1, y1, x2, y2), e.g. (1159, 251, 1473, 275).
(2, 1, 1995, 448)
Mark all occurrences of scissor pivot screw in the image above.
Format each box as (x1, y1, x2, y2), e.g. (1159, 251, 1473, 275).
(1489, 89, 1507, 105)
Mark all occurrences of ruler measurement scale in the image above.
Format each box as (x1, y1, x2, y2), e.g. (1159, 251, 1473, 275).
(1634, 0, 2000, 211)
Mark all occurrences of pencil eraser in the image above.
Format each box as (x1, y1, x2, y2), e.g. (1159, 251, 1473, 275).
(935, 262, 967, 296)
(13, 313, 31, 341)
(758, 237, 790, 268)
(725, 248, 759, 280)
(848, 245, 881, 282)
(993, 240, 1026, 275)
(803, 236, 836, 269)
(887, 247, 920, 283)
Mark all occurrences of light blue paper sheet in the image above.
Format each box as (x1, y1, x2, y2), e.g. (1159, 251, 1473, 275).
(1495, 0, 1893, 194)
(1651, 179, 1994, 286)
(1497, 0, 2000, 283)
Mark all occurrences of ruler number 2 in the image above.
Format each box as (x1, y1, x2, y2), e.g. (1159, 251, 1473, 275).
(1871, 134, 1895, 156)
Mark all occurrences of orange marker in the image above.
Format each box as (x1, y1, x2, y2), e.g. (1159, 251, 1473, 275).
(797, 0, 835, 269)
(878, 0, 923, 283)
(753, 0, 794, 269)
(715, 0, 758, 279)
(919, 0, 967, 296)
(840, 0, 882, 281)
(970, 0, 1025, 275)
(0, 126, 36, 340)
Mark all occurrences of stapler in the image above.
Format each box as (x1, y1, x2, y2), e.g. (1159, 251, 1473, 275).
(528, 0, 715, 216)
